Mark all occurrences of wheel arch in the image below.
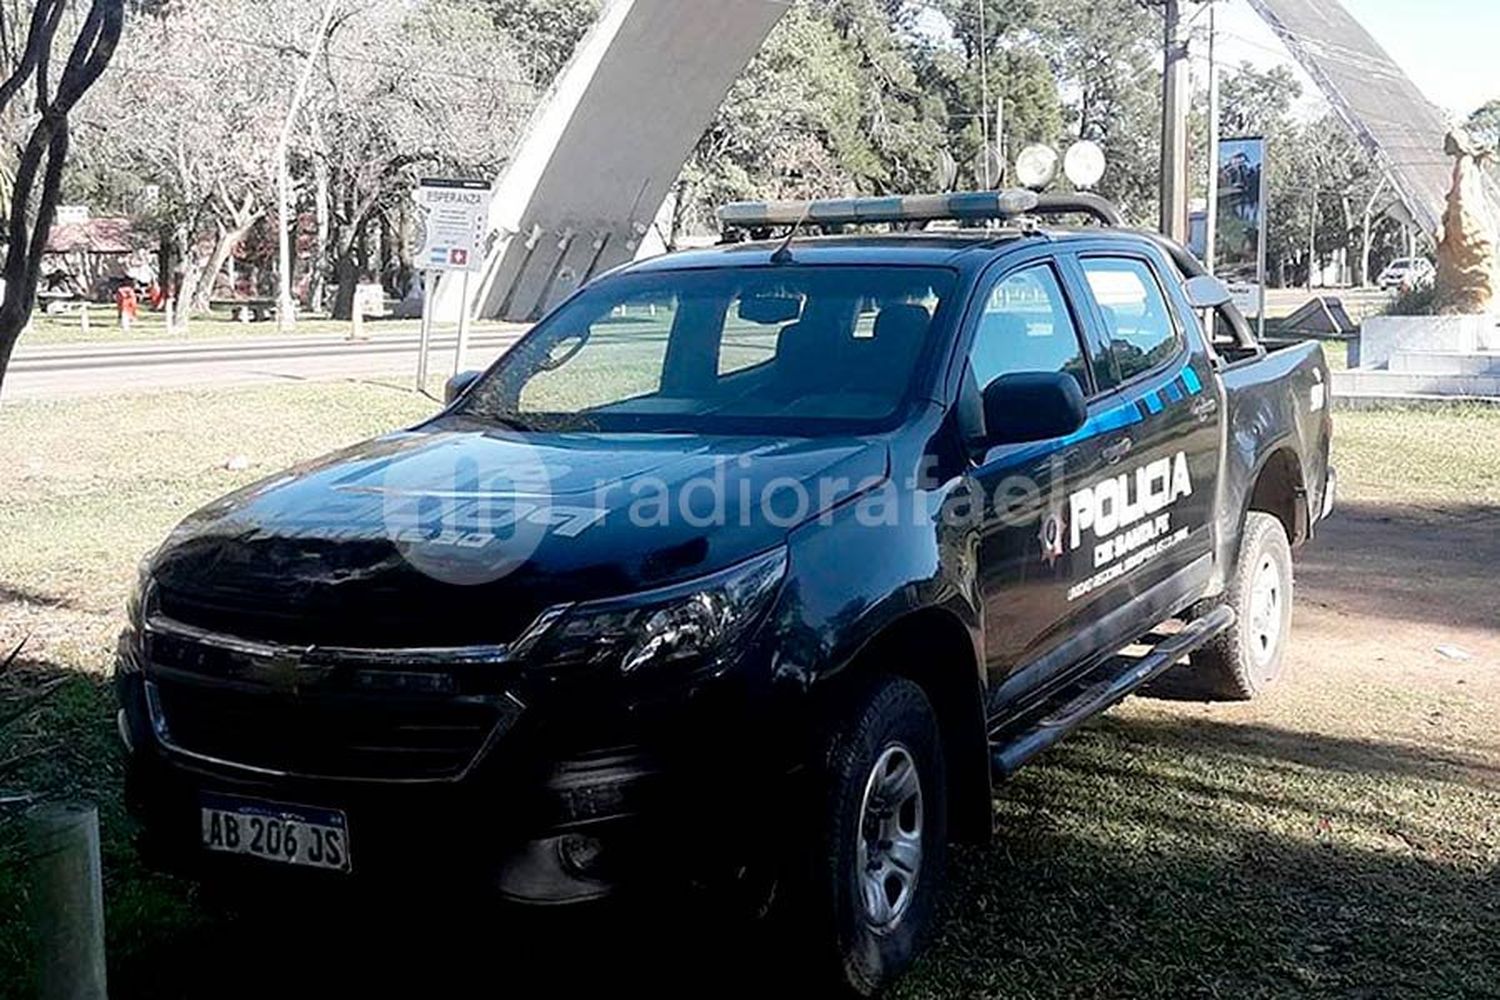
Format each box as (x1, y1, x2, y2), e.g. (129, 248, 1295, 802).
(825, 606, 992, 844)
(1245, 445, 1308, 549)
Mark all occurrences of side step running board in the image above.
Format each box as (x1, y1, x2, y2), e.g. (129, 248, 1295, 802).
(991, 604, 1236, 778)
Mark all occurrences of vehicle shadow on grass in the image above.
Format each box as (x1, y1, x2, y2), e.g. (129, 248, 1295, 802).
(99, 712, 1500, 1000)
(1296, 501, 1500, 634)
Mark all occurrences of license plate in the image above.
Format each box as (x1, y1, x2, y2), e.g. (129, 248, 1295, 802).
(200, 793, 351, 873)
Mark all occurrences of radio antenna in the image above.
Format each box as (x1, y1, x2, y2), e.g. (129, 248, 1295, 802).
(770, 202, 814, 265)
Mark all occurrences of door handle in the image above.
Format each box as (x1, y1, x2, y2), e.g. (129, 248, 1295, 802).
(1101, 436, 1134, 466)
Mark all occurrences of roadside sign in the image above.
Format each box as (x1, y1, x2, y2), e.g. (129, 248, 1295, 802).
(414, 178, 492, 274)
(1215, 137, 1268, 330)
(412, 178, 493, 392)
(1227, 282, 1265, 318)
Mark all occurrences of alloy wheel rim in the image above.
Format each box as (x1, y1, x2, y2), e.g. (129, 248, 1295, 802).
(1248, 554, 1284, 670)
(855, 743, 923, 931)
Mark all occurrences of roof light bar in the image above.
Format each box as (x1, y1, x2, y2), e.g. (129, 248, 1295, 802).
(718, 190, 1125, 231)
(719, 190, 1042, 230)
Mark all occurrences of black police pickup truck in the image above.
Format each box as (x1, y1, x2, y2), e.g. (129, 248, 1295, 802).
(118, 191, 1333, 994)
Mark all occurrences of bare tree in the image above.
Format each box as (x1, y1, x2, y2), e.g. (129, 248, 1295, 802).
(309, 0, 529, 318)
(84, 0, 293, 324)
(0, 0, 123, 395)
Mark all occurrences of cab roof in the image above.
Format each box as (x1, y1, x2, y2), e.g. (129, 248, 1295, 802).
(624, 228, 1165, 278)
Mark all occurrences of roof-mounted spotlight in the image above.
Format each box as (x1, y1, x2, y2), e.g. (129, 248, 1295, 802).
(1063, 140, 1107, 190)
(1014, 144, 1060, 191)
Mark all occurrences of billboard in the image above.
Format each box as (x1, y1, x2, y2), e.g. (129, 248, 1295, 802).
(1216, 137, 1268, 319)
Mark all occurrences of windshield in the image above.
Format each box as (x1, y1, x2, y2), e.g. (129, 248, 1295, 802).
(459, 265, 959, 435)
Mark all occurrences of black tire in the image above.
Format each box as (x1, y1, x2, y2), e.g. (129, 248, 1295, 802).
(798, 675, 948, 997)
(1190, 511, 1294, 700)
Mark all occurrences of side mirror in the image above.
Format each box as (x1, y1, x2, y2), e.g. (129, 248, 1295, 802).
(445, 369, 482, 405)
(981, 372, 1088, 448)
(1183, 274, 1233, 311)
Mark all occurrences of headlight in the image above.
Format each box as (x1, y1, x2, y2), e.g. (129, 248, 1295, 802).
(126, 557, 153, 629)
(118, 559, 154, 677)
(519, 548, 788, 677)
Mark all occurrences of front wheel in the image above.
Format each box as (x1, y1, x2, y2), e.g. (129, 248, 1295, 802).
(799, 676, 948, 996)
(1190, 511, 1294, 700)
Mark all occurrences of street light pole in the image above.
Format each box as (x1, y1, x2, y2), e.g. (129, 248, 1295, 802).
(1158, 0, 1190, 242)
(276, 0, 340, 334)
(1205, 0, 1220, 274)
(977, 0, 992, 189)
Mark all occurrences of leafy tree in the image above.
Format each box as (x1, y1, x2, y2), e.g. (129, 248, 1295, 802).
(484, 0, 599, 87)
(1219, 61, 1301, 136)
(1466, 98, 1499, 184)
(1213, 62, 1387, 286)
(1040, 1, 1162, 222)
(675, 3, 933, 238)
(1466, 98, 1500, 149)
(906, 5, 1064, 190)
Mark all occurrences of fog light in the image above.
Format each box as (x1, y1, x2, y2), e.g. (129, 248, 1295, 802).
(556, 833, 605, 878)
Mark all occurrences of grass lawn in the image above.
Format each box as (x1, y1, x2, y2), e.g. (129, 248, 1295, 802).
(1, 389, 1498, 996)
(1331, 405, 1500, 508)
(22, 306, 356, 346)
(19, 305, 523, 348)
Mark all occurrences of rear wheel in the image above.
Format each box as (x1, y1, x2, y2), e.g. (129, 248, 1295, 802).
(1191, 511, 1294, 700)
(797, 676, 948, 996)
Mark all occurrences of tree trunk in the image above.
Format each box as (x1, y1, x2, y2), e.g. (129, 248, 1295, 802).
(330, 212, 371, 320)
(668, 177, 692, 251)
(156, 226, 174, 303)
(310, 155, 331, 314)
(175, 255, 205, 330)
(331, 249, 358, 320)
(190, 217, 259, 315)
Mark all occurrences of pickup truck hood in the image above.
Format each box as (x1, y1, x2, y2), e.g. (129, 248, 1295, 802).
(148, 419, 887, 647)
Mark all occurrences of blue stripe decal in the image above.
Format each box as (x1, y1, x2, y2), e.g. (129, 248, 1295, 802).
(986, 360, 1200, 468)
(1000, 399, 1142, 466)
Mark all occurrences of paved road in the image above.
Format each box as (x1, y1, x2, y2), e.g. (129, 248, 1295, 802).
(3, 325, 531, 402)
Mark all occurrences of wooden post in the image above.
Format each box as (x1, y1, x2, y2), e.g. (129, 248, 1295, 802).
(26, 804, 107, 1000)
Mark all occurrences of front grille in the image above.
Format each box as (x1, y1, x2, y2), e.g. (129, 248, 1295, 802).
(150, 678, 500, 781)
(153, 583, 543, 648)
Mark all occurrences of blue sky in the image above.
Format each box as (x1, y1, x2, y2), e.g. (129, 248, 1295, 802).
(1343, 0, 1499, 115)
(1218, 0, 1499, 117)
(911, 0, 1498, 119)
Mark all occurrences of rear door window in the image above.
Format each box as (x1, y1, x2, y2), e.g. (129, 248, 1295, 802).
(1079, 257, 1182, 382)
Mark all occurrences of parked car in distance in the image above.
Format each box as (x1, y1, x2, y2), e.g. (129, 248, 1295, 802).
(1377, 256, 1435, 290)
